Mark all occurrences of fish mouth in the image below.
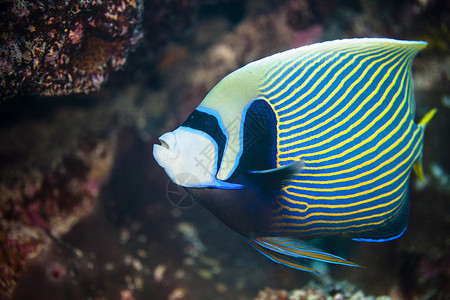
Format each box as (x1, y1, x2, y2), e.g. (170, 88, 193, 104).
(158, 138, 169, 149)
(153, 131, 178, 163)
(153, 142, 169, 167)
(156, 131, 176, 151)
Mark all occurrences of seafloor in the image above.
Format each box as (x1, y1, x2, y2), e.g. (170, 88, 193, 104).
(1, 0, 449, 299)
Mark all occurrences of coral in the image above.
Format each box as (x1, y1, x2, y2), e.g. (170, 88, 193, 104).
(72, 37, 115, 72)
(0, 223, 49, 299)
(0, 0, 143, 100)
(0, 105, 117, 298)
(0, 137, 116, 232)
(254, 281, 392, 300)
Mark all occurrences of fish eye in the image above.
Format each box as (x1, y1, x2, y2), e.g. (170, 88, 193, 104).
(159, 138, 169, 149)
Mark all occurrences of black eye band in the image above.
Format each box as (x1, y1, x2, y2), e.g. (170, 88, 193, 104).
(181, 110, 226, 172)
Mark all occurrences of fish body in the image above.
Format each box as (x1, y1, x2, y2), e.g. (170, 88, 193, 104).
(153, 38, 435, 273)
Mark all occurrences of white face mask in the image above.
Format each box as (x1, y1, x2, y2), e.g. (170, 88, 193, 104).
(153, 127, 242, 189)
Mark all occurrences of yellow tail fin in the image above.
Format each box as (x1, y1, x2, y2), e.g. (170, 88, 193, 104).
(419, 108, 437, 127)
(413, 161, 425, 182)
(413, 108, 437, 181)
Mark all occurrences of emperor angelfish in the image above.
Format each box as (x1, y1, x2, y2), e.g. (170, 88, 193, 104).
(153, 38, 436, 273)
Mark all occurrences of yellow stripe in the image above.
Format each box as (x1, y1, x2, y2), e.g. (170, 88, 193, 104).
(261, 238, 359, 266)
(255, 237, 359, 267)
(279, 64, 410, 168)
(289, 120, 417, 187)
(261, 53, 316, 91)
(298, 76, 411, 168)
(276, 189, 407, 229)
(281, 138, 421, 203)
(277, 48, 406, 144)
(265, 46, 364, 99)
(277, 59, 409, 174)
(276, 46, 398, 121)
(272, 193, 407, 232)
(270, 46, 391, 114)
(277, 172, 405, 212)
(278, 48, 410, 156)
(275, 190, 403, 221)
(283, 123, 421, 197)
(275, 141, 421, 213)
(247, 238, 318, 272)
(260, 42, 359, 92)
(260, 56, 302, 90)
(265, 51, 343, 99)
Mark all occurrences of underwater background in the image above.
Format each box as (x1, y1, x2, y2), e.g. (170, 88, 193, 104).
(0, 0, 449, 299)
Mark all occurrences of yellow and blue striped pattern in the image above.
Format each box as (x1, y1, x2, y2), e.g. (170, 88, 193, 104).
(258, 39, 426, 241)
(193, 39, 432, 271)
(246, 236, 361, 273)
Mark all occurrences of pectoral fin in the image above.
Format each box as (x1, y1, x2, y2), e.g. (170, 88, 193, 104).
(207, 180, 243, 190)
(247, 160, 304, 189)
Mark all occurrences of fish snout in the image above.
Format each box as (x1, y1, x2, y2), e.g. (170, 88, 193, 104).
(158, 132, 176, 150)
(153, 132, 178, 165)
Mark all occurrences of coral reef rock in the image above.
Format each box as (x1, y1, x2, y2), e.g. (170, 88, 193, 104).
(0, 97, 118, 298)
(0, 0, 143, 100)
(254, 281, 392, 300)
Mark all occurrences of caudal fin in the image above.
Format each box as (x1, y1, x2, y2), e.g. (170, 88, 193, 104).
(413, 108, 437, 181)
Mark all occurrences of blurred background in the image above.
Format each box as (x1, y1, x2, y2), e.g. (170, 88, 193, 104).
(1, 0, 449, 299)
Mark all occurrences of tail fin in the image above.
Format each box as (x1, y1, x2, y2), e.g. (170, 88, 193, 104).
(413, 108, 437, 181)
(418, 108, 437, 128)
